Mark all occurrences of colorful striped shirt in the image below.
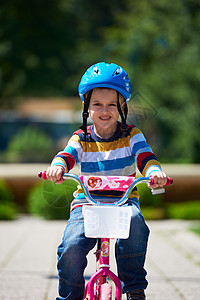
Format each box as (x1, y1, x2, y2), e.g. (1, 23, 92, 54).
(51, 122, 162, 208)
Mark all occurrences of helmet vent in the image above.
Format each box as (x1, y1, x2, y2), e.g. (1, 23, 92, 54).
(93, 66, 99, 74)
(113, 67, 122, 76)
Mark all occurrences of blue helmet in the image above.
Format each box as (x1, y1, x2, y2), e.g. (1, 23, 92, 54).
(78, 62, 132, 103)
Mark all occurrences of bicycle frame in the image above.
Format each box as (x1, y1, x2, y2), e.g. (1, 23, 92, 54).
(84, 237, 122, 300)
(38, 172, 173, 300)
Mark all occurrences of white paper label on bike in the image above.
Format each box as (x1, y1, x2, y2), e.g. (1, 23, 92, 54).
(83, 206, 132, 239)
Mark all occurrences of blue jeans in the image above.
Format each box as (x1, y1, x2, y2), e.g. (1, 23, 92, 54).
(56, 198, 150, 300)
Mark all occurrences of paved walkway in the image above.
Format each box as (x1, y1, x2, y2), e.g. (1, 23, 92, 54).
(0, 216, 200, 300)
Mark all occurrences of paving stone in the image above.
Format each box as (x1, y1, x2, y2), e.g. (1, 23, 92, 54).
(0, 217, 199, 299)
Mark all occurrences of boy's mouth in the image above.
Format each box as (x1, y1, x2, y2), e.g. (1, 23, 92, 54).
(99, 116, 111, 120)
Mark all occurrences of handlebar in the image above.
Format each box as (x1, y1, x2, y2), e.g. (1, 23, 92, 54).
(38, 171, 173, 206)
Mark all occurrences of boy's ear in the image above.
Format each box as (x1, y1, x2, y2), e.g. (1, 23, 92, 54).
(121, 101, 125, 112)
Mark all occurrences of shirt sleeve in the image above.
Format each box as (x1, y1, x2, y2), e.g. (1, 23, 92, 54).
(130, 127, 162, 177)
(51, 134, 83, 172)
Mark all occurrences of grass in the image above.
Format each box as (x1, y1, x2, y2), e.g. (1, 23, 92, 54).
(190, 225, 200, 236)
(0, 203, 17, 220)
(165, 201, 200, 220)
(141, 200, 200, 221)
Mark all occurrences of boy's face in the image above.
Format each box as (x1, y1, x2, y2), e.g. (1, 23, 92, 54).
(88, 88, 122, 138)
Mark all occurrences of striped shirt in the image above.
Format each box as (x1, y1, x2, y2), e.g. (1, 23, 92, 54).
(51, 122, 162, 209)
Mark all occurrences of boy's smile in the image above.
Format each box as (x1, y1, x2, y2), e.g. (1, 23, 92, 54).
(88, 88, 122, 139)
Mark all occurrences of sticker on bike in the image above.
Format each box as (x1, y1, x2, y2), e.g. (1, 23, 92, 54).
(101, 241, 110, 257)
(80, 175, 135, 191)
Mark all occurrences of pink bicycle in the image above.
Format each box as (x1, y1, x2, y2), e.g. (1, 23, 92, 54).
(39, 172, 173, 300)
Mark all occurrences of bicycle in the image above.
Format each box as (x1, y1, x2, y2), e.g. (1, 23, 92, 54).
(39, 171, 173, 300)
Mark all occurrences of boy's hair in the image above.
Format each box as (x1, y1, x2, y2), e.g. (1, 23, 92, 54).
(80, 90, 93, 136)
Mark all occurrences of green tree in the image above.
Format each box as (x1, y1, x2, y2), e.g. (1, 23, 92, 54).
(103, 0, 200, 163)
(1, 0, 200, 162)
(0, 0, 79, 101)
(5, 126, 54, 163)
(0, 0, 128, 103)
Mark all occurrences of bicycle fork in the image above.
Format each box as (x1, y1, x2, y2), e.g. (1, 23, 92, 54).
(83, 238, 122, 300)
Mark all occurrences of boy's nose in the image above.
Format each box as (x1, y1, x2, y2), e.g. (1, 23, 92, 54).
(101, 106, 108, 112)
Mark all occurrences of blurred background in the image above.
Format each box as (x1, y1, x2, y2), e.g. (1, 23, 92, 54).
(0, 0, 200, 222)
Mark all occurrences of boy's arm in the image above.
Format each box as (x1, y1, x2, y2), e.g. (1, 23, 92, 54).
(46, 152, 75, 184)
(147, 170, 168, 188)
(143, 157, 167, 188)
(46, 165, 65, 184)
(51, 151, 76, 173)
(131, 128, 167, 188)
(139, 154, 168, 188)
(46, 134, 82, 183)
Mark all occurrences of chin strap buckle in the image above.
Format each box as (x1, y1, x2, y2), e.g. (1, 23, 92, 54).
(82, 112, 89, 119)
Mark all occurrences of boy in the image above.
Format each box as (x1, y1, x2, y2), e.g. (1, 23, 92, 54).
(46, 62, 167, 300)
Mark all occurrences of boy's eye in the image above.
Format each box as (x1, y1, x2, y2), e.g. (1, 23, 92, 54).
(92, 102, 117, 107)
(109, 103, 117, 107)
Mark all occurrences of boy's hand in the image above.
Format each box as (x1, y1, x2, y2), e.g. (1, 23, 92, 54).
(149, 171, 168, 189)
(46, 166, 65, 184)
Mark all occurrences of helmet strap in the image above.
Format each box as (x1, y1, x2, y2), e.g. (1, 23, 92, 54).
(117, 92, 128, 137)
(80, 90, 93, 139)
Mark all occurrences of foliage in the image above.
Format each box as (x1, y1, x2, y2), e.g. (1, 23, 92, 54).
(28, 179, 78, 220)
(0, 0, 200, 163)
(138, 182, 165, 220)
(0, 203, 17, 220)
(137, 183, 163, 208)
(142, 207, 166, 220)
(142, 201, 200, 221)
(138, 182, 200, 220)
(0, 179, 13, 202)
(0, 179, 17, 220)
(190, 225, 200, 236)
(4, 126, 55, 163)
(166, 201, 200, 220)
(103, 0, 200, 163)
(0, 0, 127, 100)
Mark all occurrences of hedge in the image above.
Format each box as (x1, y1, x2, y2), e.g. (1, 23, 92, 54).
(0, 179, 17, 220)
(28, 179, 78, 220)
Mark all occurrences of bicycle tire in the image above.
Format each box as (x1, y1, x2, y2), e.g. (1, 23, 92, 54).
(99, 283, 112, 300)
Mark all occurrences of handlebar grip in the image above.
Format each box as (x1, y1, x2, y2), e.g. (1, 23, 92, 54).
(150, 176, 173, 186)
(165, 177, 173, 186)
(38, 171, 47, 180)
